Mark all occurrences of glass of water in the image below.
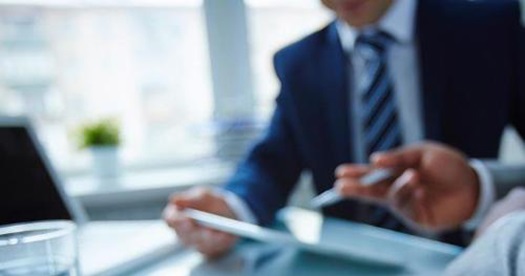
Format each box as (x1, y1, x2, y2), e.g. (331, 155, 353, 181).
(0, 220, 79, 276)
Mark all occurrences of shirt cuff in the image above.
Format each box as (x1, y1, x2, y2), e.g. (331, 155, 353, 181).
(463, 160, 496, 230)
(215, 188, 258, 224)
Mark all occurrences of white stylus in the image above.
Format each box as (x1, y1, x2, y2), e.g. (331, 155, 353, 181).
(310, 168, 394, 209)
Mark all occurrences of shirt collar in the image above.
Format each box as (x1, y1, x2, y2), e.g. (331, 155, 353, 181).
(336, 0, 417, 53)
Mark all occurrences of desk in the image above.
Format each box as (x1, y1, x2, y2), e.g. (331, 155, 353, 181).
(131, 208, 462, 275)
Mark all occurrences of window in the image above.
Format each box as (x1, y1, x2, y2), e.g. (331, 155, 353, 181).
(1, 0, 522, 177)
(245, 0, 333, 116)
(0, 0, 215, 172)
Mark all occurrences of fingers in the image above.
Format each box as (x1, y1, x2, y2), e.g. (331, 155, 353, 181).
(169, 187, 212, 210)
(163, 188, 238, 257)
(335, 178, 392, 204)
(163, 203, 237, 257)
(371, 145, 425, 169)
(162, 204, 197, 243)
(387, 170, 419, 212)
(335, 164, 394, 203)
(386, 170, 432, 229)
(176, 218, 236, 257)
(163, 189, 206, 234)
(412, 188, 431, 228)
(162, 204, 179, 228)
(194, 230, 237, 258)
(335, 164, 370, 178)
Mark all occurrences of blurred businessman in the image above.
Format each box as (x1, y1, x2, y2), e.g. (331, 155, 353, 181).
(164, 0, 525, 257)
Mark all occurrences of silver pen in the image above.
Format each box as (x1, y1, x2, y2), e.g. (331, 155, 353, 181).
(310, 168, 394, 208)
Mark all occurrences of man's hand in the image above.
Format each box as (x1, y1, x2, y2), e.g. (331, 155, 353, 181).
(335, 142, 480, 232)
(163, 187, 238, 258)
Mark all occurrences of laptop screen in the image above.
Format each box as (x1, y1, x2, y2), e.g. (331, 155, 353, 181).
(0, 126, 72, 226)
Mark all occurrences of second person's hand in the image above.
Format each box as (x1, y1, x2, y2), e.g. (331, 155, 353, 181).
(163, 187, 238, 258)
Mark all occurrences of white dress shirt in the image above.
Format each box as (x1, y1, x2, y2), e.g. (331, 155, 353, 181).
(224, 0, 495, 231)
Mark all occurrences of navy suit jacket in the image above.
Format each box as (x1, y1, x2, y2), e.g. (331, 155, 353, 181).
(225, 0, 525, 245)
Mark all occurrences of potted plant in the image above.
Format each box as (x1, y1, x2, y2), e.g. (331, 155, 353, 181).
(78, 119, 121, 178)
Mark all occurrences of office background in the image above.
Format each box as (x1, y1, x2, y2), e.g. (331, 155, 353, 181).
(0, 0, 524, 221)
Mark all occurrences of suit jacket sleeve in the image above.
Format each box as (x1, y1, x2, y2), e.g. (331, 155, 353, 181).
(511, 5, 525, 140)
(223, 52, 304, 226)
(490, 3, 525, 201)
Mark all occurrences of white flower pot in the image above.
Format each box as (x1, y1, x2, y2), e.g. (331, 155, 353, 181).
(89, 146, 120, 178)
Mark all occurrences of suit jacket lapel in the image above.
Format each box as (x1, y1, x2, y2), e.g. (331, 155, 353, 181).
(318, 23, 353, 165)
(416, 0, 450, 141)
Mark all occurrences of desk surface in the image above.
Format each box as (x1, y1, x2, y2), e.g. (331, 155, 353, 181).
(131, 208, 462, 276)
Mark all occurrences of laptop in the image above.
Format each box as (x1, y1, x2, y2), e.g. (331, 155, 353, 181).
(0, 116, 180, 276)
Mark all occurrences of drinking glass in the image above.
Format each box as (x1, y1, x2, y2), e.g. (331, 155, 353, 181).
(0, 220, 79, 276)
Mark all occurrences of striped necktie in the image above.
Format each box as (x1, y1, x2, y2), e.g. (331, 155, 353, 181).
(355, 30, 404, 230)
(356, 30, 403, 155)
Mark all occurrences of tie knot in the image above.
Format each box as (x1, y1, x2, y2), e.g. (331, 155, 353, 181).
(355, 30, 395, 55)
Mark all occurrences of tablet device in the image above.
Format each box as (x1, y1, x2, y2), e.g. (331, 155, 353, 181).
(183, 208, 403, 267)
